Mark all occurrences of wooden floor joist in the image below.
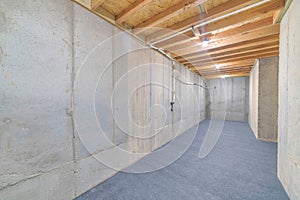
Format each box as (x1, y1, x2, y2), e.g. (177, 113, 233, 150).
(91, 0, 105, 10)
(188, 51, 279, 67)
(133, 0, 208, 34)
(73, 0, 283, 78)
(145, 0, 265, 43)
(171, 24, 280, 55)
(181, 45, 279, 65)
(174, 34, 279, 59)
(116, 0, 152, 24)
(155, 16, 274, 49)
(176, 39, 279, 62)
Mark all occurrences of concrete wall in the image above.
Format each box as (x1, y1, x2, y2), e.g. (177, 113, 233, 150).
(248, 57, 279, 142)
(258, 57, 278, 142)
(206, 77, 249, 122)
(0, 1, 206, 199)
(278, 0, 300, 199)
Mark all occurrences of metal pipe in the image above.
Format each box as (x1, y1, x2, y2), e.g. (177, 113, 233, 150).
(175, 76, 210, 89)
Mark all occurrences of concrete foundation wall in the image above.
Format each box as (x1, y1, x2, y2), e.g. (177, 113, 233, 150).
(206, 77, 249, 122)
(248, 57, 279, 142)
(0, 1, 205, 199)
(278, 0, 300, 199)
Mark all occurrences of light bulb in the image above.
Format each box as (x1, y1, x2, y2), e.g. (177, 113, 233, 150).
(202, 40, 209, 47)
(215, 64, 221, 69)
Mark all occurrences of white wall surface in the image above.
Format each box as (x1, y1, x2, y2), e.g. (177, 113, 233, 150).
(206, 77, 249, 122)
(249, 61, 259, 137)
(0, 0, 206, 199)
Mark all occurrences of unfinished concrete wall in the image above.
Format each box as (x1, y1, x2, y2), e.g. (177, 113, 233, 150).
(258, 57, 278, 142)
(0, 0, 75, 199)
(0, 1, 206, 199)
(248, 57, 279, 142)
(206, 77, 249, 122)
(278, 0, 300, 199)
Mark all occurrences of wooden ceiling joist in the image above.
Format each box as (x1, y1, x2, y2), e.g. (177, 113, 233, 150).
(200, 64, 253, 72)
(133, 0, 208, 34)
(177, 40, 279, 63)
(175, 34, 279, 61)
(198, 63, 254, 71)
(116, 0, 152, 24)
(185, 48, 279, 66)
(200, 68, 252, 76)
(156, 16, 274, 49)
(181, 45, 279, 64)
(73, 0, 283, 78)
(187, 51, 279, 67)
(193, 59, 256, 69)
(172, 24, 280, 55)
(91, 0, 105, 10)
(146, 0, 284, 43)
(194, 59, 255, 72)
(201, 72, 250, 79)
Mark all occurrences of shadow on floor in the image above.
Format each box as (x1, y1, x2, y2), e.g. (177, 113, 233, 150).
(75, 120, 289, 200)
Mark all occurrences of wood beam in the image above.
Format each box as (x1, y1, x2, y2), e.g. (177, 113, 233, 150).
(177, 40, 279, 63)
(175, 34, 279, 60)
(156, 16, 273, 49)
(91, 0, 105, 10)
(200, 68, 252, 76)
(171, 24, 280, 56)
(167, 10, 279, 52)
(181, 45, 279, 64)
(202, 72, 250, 79)
(166, 14, 276, 53)
(146, 0, 283, 43)
(116, 0, 152, 24)
(194, 60, 256, 70)
(188, 51, 279, 67)
(189, 49, 279, 65)
(200, 68, 252, 75)
(199, 65, 253, 73)
(133, 0, 208, 34)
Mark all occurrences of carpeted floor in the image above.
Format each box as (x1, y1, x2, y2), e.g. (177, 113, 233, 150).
(75, 120, 289, 200)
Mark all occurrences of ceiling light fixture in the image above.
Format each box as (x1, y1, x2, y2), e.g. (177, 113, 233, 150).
(222, 75, 229, 79)
(215, 64, 221, 69)
(202, 39, 209, 47)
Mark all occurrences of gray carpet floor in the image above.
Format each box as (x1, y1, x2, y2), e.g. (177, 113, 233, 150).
(76, 120, 289, 200)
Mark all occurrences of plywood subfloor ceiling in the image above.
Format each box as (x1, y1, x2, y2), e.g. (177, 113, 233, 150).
(73, 0, 285, 79)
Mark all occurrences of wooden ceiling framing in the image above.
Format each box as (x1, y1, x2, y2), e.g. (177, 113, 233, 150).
(73, 0, 285, 79)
